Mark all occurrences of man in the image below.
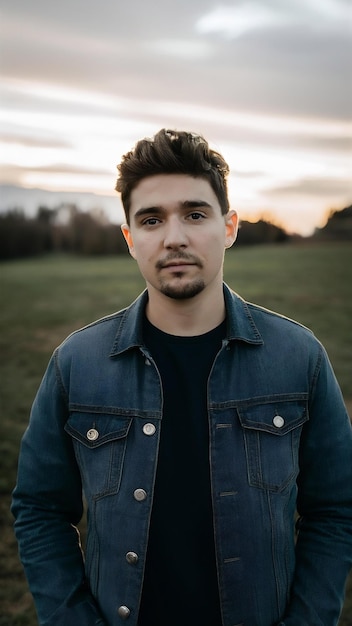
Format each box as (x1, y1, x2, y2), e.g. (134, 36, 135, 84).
(12, 129, 352, 626)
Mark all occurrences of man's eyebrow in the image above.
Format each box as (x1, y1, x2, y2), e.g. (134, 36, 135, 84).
(182, 200, 213, 209)
(133, 206, 163, 220)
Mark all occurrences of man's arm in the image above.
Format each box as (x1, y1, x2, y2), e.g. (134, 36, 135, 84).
(11, 353, 106, 626)
(282, 345, 352, 625)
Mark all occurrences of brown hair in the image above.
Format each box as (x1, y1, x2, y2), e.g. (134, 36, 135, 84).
(115, 129, 230, 223)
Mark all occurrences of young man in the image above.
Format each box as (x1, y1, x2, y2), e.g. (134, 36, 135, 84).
(12, 129, 352, 626)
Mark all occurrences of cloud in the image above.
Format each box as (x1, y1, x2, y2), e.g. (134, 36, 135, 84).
(234, 170, 266, 179)
(195, 3, 284, 38)
(0, 133, 72, 149)
(265, 176, 352, 199)
(2, 0, 350, 121)
(195, 0, 350, 39)
(1, 163, 110, 176)
(0, 164, 111, 189)
(144, 39, 214, 60)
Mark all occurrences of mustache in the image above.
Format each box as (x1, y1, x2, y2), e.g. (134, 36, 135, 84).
(156, 252, 203, 270)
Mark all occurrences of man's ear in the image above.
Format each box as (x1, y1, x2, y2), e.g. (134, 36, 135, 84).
(121, 224, 136, 259)
(225, 210, 238, 249)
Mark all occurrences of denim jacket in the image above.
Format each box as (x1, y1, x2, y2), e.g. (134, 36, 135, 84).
(12, 285, 352, 626)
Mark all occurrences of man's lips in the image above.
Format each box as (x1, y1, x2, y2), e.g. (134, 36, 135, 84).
(156, 256, 202, 270)
(162, 261, 195, 268)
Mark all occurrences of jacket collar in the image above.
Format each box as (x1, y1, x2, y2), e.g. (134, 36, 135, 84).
(110, 284, 263, 357)
(223, 284, 263, 344)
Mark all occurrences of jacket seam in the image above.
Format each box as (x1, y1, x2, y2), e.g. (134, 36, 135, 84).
(53, 348, 69, 402)
(309, 342, 323, 400)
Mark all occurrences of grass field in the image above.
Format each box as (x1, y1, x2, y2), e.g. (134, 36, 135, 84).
(1, 241, 351, 625)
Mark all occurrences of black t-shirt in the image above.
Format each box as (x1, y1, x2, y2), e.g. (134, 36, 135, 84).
(138, 317, 226, 626)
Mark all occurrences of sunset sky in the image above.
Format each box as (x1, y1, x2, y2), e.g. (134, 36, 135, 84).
(1, 0, 351, 235)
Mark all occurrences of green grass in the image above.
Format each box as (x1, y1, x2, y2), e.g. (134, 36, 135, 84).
(1, 242, 351, 624)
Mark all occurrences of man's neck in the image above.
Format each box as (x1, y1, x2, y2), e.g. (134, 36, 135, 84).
(145, 284, 226, 336)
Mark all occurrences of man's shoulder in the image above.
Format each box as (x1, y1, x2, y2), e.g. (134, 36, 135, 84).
(55, 308, 129, 363)
(246, 300, 314, 335)
(55, 290, 147, 363)
(65, 309, 125, 341)
(226, 286, 318, 345)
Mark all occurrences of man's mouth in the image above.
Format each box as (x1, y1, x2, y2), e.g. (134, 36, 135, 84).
(162, 261, 194, 268)
(157, 255, 201, 270)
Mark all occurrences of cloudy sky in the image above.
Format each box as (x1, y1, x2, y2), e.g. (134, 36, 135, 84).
(1, 0, 351, 235)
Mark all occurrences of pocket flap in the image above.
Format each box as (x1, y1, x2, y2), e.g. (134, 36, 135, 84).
(237, 398, 308, 436)
(65, 412, 132, 448)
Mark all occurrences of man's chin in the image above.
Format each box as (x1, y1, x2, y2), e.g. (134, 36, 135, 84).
(159, 279, 205, 300)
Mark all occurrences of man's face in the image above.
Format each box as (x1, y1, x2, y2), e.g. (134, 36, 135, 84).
(122, 174, 237, 301)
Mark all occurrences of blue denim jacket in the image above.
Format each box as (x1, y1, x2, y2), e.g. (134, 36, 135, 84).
(12, 285, 352, 626)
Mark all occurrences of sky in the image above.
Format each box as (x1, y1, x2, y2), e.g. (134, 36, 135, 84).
(1, 0, 351, 235)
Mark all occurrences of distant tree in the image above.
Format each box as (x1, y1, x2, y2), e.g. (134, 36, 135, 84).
(63, 210, 127, 255)
(237, 219, 289, 245)
(314, 205, 352, 240)
(36, 206, 57, 224)
(0, 210, 53, 259)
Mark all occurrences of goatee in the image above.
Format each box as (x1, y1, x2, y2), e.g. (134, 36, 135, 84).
(159, 278, 205, 300)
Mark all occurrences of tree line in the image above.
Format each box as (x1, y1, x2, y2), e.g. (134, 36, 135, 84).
(0, 205, 128, 260)
(1, 202, 350, 261)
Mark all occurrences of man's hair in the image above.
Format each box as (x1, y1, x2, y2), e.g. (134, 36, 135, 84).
(115, 128, 230, 223)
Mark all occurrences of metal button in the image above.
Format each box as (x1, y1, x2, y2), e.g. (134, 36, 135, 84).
(133, 488, 147, 502)
(117, 605, 130, 619)
(143, 423, 156, 436)
(86, 428, 99, 441)
(126, 551, 139, 564)
(273, 415, 285, 428)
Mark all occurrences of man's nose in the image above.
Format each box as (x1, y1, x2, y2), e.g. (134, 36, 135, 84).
(163, 217, 188, 248)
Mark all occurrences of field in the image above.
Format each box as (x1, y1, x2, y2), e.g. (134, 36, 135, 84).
(1, 241, 351, 625)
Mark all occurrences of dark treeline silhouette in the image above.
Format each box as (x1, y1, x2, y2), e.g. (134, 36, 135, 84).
(1, 203, 351, 260)
(314, 205, 352, 240)
(0, 204, 127, 260)
(237, 219, 289, 245)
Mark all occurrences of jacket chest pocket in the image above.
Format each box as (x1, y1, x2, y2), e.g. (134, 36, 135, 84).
(65, 412, 132, 500)
(237, 397, 308, 492)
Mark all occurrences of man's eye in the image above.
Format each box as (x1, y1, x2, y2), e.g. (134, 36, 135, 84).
(189, 212, 205, 220)
(142, 217, 160, 226)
